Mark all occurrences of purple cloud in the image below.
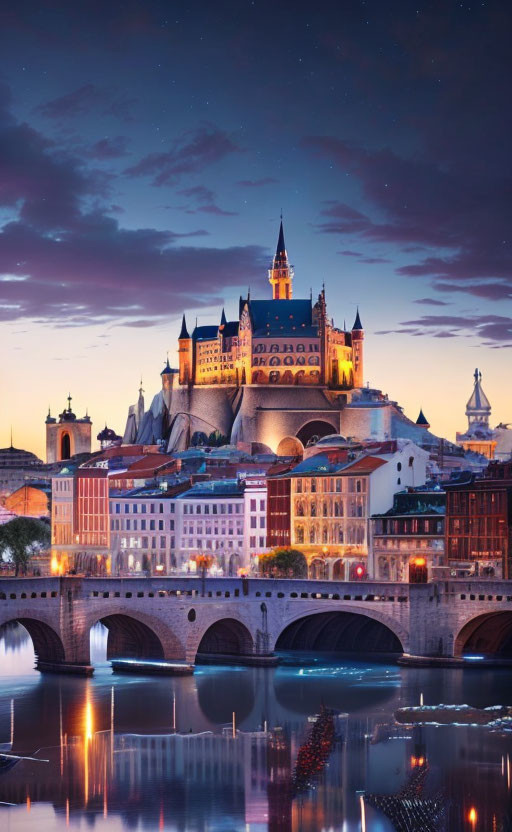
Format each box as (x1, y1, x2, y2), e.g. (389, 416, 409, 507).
(304, 136, 512, 298)
(376, 313, 512, 345)
(103, 96, 139, 123)
(178, 185, 237, 217)
(125, 126, 240, 186)
(37, 84, 102, 118)
(0, 88, 266, 324)
(434, 281, 512, 301)
(236, 178, 277, 187)
(88, 136, 130, 159)
(413, 297, 450, 306)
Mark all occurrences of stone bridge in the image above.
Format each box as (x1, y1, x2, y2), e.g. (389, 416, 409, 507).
(1, 577, 512, 673)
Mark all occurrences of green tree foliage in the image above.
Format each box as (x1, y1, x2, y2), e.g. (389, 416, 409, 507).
(207, 430, 229, 447)
(0, 517, 50, 576)
(259, 547, 308, 578)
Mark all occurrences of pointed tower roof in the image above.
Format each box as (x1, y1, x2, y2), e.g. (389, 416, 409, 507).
(416, 408, 430, 427)
(467, 368, 491, 412)
(275, 219, 286, 260)
(352, 308, 363, 330)
(220, 308, 227, 327)
(161, 355, 175, 375)
(179, 314, 190, 339)
(466, 368, 491, 429)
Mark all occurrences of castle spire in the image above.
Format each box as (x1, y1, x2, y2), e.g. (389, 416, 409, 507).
(179, 314, 190, 340)
(416, 408, 430, 429)
(268, 217, 294, 300)
(220, 308, 227, 328)
(275, 218, 286, 260)
(352, 307, 363, 331)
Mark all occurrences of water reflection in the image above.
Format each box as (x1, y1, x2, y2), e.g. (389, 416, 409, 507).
(0, 623, 511, 830)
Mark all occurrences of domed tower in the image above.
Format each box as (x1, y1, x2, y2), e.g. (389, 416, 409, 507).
(161, 355, 177, 410)
(178, 314, 193, 384)
(268, 219, 294, 300)
(351, 308, 364, 388)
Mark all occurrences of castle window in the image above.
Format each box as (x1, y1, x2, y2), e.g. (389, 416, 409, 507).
(297, 355, 306, 365)
(269, 356, 281, 366)
(270, 344, 279, 353)
(269, 370, 280, 383)
(297, 343, 305, 352)
(308, 355, 320, 365)
(284, 356, 293, 365)
(255, 343, 266, 353)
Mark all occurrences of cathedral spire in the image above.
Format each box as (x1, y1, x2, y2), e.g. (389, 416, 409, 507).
(268, 217, 294, 300)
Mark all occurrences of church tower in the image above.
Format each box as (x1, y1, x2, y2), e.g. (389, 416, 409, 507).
(268, 219, 294, 300)
(456, 368, 496, 459)
(351, 308, 364, 388)
(45, 395, 92, 463)
(466, 368, 491, 429)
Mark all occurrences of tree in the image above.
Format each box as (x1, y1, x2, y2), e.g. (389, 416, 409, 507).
(0, 517, 50, 576)
(259, 547, 307, 579)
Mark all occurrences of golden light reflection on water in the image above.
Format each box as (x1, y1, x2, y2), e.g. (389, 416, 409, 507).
(83, 686, 93, 806)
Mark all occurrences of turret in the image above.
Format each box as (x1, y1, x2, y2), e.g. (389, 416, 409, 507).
(161, 355, 177, 410)
(415, 409, 430, 430)
(178, 314, 193, 384)
(268, 218, 294, 300)
(351, 308, 364, 388)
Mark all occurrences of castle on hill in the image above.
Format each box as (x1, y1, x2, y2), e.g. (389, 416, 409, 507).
(177, 220, 364, 391)
(123, 221, 439, 454)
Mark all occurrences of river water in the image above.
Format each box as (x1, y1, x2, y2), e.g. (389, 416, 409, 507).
(0, 623, 511, 831)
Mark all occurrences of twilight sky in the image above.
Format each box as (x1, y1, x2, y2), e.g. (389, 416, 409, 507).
(1, 0, 511, 459)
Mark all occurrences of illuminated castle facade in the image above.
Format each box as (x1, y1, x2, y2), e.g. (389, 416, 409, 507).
(124, 222, 436, 454)
(177, 221, 364, 391)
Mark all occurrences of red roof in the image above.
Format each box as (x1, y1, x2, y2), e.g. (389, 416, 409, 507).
(343, 456, 387, 474)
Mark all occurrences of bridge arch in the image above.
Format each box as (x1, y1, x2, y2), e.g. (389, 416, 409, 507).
(273, 605, 408, 654)
(194, 617, 255, 661)
(0, 616, 65, 665)
(83, 609, 185, 662)
(454, 611, 512, 657)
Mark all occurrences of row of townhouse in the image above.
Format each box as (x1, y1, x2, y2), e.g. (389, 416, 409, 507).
(50, 446, 270, 575)
(266, 439, 431, 581)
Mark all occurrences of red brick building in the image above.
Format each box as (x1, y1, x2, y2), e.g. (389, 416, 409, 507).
(267, 476, 291, 549)
(444, 462, 512, 578)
